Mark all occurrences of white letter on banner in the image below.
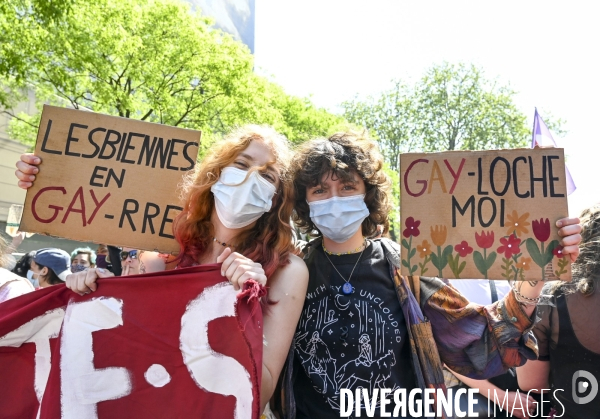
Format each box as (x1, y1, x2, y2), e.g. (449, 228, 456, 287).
(61, 298, 132, 419)
(180, 282, 253, 419)
(0, 308, 65, 417)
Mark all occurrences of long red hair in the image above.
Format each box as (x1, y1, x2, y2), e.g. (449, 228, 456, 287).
(174, 125, 297, 280)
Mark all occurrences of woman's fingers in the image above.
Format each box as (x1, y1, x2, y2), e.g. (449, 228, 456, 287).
(237, 270, 267, 288)
(216, 247, 233, 271)
(84, 269, 99, 292)
(224, 256, 251, 289)
(15, 157, 41, 189)
(562, 243, 581, 262)
(556, 217, 580, 229)
(65, 268, 113, 295)
(555, 217, 583, 262)
(218, 252, 266, 290)
(557, 223, 582, 239)
(16, 159, 39, 174)
(21, 153, 41, 166)
(221, 251, 246, 278)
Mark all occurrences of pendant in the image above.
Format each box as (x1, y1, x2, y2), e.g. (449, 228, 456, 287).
(342, 282, 354, 295)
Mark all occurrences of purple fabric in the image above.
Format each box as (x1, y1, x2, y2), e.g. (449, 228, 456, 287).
(532, 109, 577, 195)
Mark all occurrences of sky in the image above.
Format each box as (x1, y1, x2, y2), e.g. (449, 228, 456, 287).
(254, 0, 600, 217)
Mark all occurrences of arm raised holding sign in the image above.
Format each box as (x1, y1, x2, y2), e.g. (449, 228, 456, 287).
(16, 125, 309, 413)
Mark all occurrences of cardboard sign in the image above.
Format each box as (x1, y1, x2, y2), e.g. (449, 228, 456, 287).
(20, 105, 200, 253)
(400, 148, 570, 281)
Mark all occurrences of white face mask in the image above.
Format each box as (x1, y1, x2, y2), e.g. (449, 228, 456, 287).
(211, 167, 277, 229)
(27, 270, 40, 288)
(308, 194, 370, 243)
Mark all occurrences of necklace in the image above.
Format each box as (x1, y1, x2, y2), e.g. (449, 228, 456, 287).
(322, 240, 367, 295)
(213, 237, 236, 249)
(322, 239, 365, 256)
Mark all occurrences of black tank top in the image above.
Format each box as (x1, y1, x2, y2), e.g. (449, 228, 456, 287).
(549, 289, 600, 418)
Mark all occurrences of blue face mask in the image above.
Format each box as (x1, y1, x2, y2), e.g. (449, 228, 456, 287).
(27, 270, 40, 288)
(308, 194, 370, 243)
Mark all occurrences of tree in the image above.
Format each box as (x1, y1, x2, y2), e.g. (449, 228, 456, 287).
(383, 164, 400, 242)
(1, 0, 345, 146)
(342, 63, 537, 169)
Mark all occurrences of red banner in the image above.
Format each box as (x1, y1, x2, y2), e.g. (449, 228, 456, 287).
(0, 265, 263, 419)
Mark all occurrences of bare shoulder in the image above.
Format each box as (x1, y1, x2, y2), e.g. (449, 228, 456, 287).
(266, 253, 308, 302)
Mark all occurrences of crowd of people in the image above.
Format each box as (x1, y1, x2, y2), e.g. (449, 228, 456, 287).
(2, 125, 597, 419)
(0, 240, 164, 298)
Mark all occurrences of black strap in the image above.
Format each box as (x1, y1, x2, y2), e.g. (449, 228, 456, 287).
(489, 279, 499, 303)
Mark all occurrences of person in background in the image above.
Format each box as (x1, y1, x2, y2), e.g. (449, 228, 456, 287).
(517, 203, 600, 419)
(0, 236, 34, 303)
(12, 251, 37, 279)
(95, 244, 109, 269)
(106, 245, 122, 276)
(4, 231, 25, 254)
(28, 248, 71, 288)
(119, 248, 166, 276)
(70, 247, 96, 273)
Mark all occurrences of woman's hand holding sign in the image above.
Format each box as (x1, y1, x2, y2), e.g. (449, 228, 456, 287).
(556, 216, 582, 262)
(15, 153, 40, 189)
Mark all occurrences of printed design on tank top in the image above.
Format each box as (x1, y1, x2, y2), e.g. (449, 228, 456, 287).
(295, 289, 402, 411)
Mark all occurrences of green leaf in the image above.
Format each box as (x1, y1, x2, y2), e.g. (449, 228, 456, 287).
(430, 253, 441, 270)
(409, 248, 416, 259)
(401, 239, 410, 250)
(486, 252, 497, 270)
(411, 264, 418, 274)
(442, 245, 453, 259)
(436, 245, 453, 270)
(526, 238, 544, 268)
(457, 261, 466, 275)
(544, 240, 560, 266)
(447, 254, 456, 271)
(473, 251, 486, 276)
(402, 259, 410, 268)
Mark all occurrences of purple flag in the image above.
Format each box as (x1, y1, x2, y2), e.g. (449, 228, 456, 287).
(531, 109, 576, 195)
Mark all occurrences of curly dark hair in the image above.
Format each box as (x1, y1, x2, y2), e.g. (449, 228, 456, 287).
(292, 131, 391, 238)
(549, 203, 600, 296)
(12, 251, 37, 277)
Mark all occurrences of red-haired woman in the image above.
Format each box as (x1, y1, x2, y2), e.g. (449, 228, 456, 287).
(15, 125, 309, 412)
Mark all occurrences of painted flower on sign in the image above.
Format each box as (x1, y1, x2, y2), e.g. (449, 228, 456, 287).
(515, 257, 532, 271)
(418, 240, 432, 258)
(497, 235, 521, 259)
(403, 217, 421, 238)
(454, 241, 473, 258)
(553, 245, 565, 258)
(430, 225, 447, 246)
(505, 210, 530, 237)
(475, 231, 494, 249)
(532, 218, 551, 242)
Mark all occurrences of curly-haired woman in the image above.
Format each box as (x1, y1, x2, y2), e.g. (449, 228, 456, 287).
(272, 131, 582, 419)
(518, 204, 600, 419)
(15, 125, 309, 412)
